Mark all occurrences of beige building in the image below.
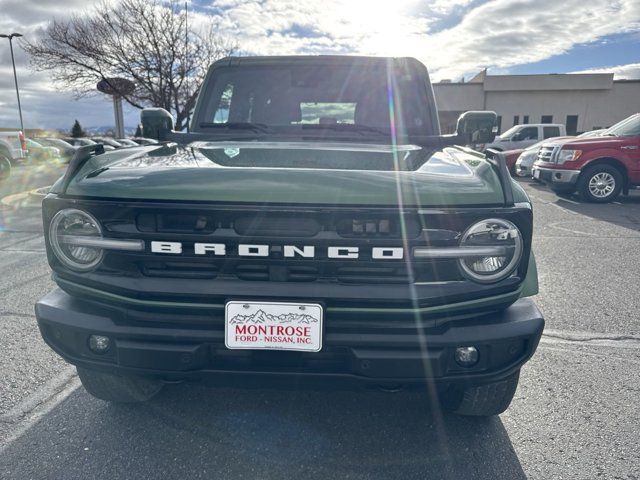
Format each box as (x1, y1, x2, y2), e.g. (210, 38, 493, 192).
(433, 71, 640, 135)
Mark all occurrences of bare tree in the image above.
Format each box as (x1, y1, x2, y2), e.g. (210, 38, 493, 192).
(24, 0, 237, 131)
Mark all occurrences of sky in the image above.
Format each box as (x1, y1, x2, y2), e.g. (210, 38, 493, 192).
(0, 0, 639, 131)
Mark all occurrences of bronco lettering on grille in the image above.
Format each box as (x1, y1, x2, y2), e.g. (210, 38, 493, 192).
(150, 242, 404, 260)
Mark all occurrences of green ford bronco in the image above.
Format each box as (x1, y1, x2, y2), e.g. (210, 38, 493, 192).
(36, 56, 543, 416)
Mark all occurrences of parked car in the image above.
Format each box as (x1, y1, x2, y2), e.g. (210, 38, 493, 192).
(35, 138, 78, 162)
(0, 130, 28, 164)
(532, 113, 640, 202)
(130, 137, 159, 145)
(115, 138, 139, 147)
(63, 137, 97, 147)
(26, 139, 60, 163)
(515, 137, 573, 178)
(482, 124, 566, 151)
(91, 137, 124, 149)
(63, 137, 115, 152)
(35, 55, 544, 417)
(503, 149, 525, 174)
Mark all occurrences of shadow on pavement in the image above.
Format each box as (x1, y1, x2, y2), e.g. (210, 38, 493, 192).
(1, 383, 526, 479)
(524, 179, 640, 232)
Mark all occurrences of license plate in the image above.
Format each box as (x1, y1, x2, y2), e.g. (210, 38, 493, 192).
(533, 168, 541, 179)
(225, 301, 323, 352)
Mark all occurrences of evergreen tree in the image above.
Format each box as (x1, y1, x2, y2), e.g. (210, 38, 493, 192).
(134, 124, 143, 137)
(71, 120, 85, 138)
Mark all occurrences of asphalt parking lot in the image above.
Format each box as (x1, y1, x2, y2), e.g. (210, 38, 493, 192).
(0, 166, 638, 479)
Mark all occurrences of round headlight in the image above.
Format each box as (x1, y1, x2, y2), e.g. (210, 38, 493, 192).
(458, 219, 523, 283)
(49, 209, 103, 271)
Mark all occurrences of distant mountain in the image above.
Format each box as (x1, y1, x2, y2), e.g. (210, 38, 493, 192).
(83, 126, 138, 136)
(229, 309, 318, 325)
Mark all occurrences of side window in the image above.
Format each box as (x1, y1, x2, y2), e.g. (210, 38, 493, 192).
(212, 83, 234, 123)
(518, 126, 538, 140)
(543, 126, 561, 138)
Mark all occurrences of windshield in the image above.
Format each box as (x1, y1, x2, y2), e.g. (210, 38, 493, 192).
(577, 129, 603, 138)
(498, 126, 521, 139)
(199, 63, 434, 139)
(524, 139, 547, 151)
(603, 114, 640, 137)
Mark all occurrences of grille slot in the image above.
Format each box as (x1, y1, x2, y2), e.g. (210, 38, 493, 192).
(537, 146, 556, 163)
(137, 213, 216, 233)
(234, 216, 321, 237)
(235, 264, 270, 281)
(336, 266, 410, 284)
(142, 261, 218, 279)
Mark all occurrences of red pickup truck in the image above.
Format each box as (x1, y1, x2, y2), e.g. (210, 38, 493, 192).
(532, 113, 640, 202)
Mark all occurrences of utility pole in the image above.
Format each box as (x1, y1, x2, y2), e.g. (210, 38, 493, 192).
(0, 33, 25, 133)
(184, 1, 190, 132)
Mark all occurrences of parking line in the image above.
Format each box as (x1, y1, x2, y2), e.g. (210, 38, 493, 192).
(557, 197, 580, 205)
(0, 367, 79, 452)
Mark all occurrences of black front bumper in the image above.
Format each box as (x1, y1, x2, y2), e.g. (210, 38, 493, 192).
(36, 288, 544, 390)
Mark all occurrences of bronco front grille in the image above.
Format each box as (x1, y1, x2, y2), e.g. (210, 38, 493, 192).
(44, 199, 534, 289)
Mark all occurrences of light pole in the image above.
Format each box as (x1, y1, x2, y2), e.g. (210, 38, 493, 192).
(0, 33, 25, 133)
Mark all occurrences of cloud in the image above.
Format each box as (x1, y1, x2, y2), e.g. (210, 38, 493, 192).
(572, 62, 640, 79)
(201, 0, 640, 81)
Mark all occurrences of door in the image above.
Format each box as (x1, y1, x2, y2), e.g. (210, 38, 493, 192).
(511, 126, 539, 149)
(621, 136, 640, 184)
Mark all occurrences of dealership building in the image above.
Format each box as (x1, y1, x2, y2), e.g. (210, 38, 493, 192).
(432, 71, 640, 135)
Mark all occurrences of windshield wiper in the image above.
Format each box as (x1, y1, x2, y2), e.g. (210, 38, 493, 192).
(199, 122, 273, 133)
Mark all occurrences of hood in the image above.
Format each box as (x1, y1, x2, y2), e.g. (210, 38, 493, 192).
(57, 141, 508, 207)
(544, 135, 623, 149)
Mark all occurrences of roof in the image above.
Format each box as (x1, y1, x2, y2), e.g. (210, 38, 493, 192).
(433, 72, 640, 90)
(212, 55, 425, 68)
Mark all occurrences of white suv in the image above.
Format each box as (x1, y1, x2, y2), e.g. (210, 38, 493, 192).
(482, 124, 566, 151)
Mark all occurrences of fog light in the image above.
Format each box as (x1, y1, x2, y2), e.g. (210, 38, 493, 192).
(88, 335, 111, 353)
(454, 346, 479, 367)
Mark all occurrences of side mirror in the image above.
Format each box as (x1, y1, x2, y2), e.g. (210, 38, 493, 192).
(141, 108, 174, 141)
(456, 111, 497, 144)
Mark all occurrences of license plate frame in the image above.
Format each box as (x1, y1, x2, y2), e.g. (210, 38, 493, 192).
(225, 301, 323, 352)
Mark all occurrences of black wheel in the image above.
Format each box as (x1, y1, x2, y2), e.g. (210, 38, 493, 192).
(577, 165, 623, 203)
(445, 370, 520, 417)
(77, 367, 163, 403)
(0, 155, 10, 182)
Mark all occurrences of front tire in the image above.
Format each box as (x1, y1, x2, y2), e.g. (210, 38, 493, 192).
(446, 370, 520, 417)
(577, 165, 623, 203)
(77, 367, 163, 403)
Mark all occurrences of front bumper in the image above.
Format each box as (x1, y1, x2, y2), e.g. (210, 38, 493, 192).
(531, 165, 580, 185)
(36, 288, 544, 390)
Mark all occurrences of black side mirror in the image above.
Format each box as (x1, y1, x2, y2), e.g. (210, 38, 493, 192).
(456, 111, 497, 144)
(141, 108, 174, 141)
